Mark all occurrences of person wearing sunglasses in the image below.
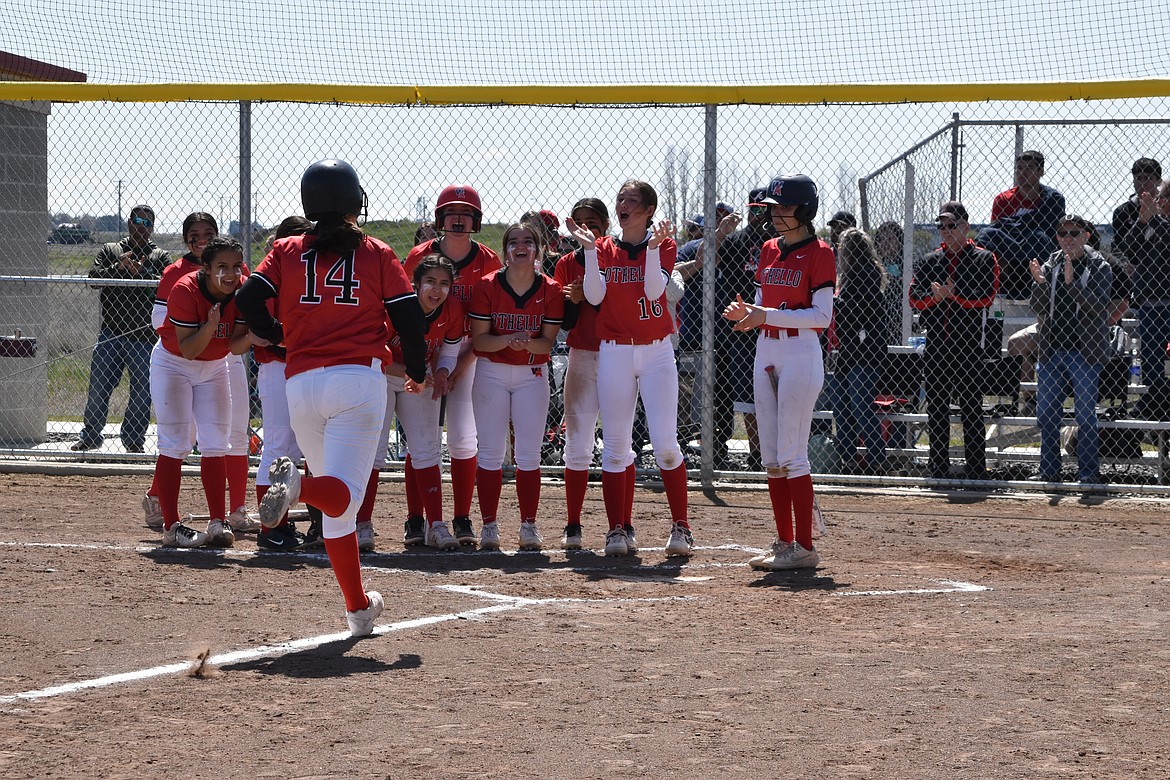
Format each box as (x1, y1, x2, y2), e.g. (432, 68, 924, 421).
(908, 201, 1000, 481)
(1028, 215, 1113, 485)
(72, 205, 170, 454)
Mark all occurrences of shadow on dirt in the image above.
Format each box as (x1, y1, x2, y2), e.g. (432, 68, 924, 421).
(747, 569, 847, 592)
(221, 644, 422, 679)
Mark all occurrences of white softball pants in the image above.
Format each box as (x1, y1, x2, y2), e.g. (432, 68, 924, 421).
(562, 347, 600, 471)
(597, 338, 684, 473)
(444, 343, 479, 460)
(150, 346, 231, 459)
(754, 332, 824, 477)
(472, 360, 550, 472)
(287, 362, 386, 538)
(226, 354, 250, 455)
(375, 374, 444, 469)
(256, 360, 302, 487)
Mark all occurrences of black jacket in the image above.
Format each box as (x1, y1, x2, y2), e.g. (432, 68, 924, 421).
(834, 262, 889, 371)
(909, 241, 999, 354)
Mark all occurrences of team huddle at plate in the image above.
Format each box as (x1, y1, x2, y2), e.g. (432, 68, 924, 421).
(143, 160, 834, 636)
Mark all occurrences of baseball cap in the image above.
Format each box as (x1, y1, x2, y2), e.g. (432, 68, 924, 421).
(538, 209, 560, 232)
(715, 201, 733, 215)
(828, 210, 856, 227)
(686, 214, 705, 228)
(1132, 157, 1162, 177)
(936, 200, 969, 223)
(748, 188, 769, 207)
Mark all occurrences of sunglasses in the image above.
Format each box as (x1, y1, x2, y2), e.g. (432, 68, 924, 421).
(1056, 229, 1083, 238)
(131, 215, 153, 228)
(937, 221, 960, 230)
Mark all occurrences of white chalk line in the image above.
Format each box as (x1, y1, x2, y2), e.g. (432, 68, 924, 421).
(0, 585, 687, 707)
(833, 580, 992, 597)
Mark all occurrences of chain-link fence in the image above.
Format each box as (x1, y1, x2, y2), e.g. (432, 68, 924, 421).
(2, 98, 1169, 487)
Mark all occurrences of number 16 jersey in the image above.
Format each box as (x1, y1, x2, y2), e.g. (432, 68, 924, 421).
(593, 234, 677, 343)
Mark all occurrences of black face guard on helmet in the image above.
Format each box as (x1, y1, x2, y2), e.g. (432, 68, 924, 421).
(301, 159, 368, 225)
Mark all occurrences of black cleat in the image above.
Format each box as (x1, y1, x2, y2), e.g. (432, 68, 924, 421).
(257, 523, 306, 552)
(452, 515, 477, 547)
(403, 515, 425, 546)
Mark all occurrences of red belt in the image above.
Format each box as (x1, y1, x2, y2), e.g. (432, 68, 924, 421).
(761, 328, 801, 339)
(603, 336, 665, 346)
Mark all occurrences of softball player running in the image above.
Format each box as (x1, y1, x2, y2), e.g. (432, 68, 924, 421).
(723, 174, 835, 571)
(152, 236, 251, 548)
(554, 197, 636, 550)
(468, 222, 564, 551)
(252, 216, 314, 552)
(362, 254, 464, 552)
(404, 185, 502, 546)
(565, 180, 693, 558)
(142, 212, 217, 529)
(236, 159, 427, 637)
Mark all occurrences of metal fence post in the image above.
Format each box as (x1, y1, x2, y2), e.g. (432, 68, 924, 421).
(700, 104, 718, 486)
(949, 111, 960, 200)
(901, 161, 916, 345)
(239, 100, 252, 266)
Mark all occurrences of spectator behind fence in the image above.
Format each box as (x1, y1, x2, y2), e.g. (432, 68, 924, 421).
(828, 210, 857, 254)
(874, 220, 906, 340)
(1115, 178, 1170, 420)
(976, 150, 1065, 301)
(1111, 157, 1162, 262)
(71, 206, 170, 453)
(831, 228, 890, 475)
(909, 201, 1000, 480)
(1006, 223, 1130, 413)
(1029, 215, 1113, 484)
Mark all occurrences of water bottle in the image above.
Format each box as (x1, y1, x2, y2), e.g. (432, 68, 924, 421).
(1131, 347, 1142, 386)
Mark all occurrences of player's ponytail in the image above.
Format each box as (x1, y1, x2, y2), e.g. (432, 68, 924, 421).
(313, 215, 364, 255)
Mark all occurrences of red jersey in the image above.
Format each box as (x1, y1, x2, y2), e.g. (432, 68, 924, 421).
(403, 239, 502, 308)
(468, 269, 564, 365)
(990, 187, 1041, 223)
(553, 250, 600, 351)
(252, 234, 416, 378)
(754, 236, 836, 337)
(592, 235, 676, 343)
(162, 272, 245, 361)
(388, 296, 464, 368)
(154, 254, 201, 337)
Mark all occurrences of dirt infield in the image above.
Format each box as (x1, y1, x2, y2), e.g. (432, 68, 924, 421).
(2, 471, 1169, 779)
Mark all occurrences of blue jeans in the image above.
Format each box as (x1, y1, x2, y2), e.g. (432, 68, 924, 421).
(831, 364, 885, 470)
(1036, 349, 1100, 482)
(1136, 302, 1170, 418)
(78, 328, 154, 449)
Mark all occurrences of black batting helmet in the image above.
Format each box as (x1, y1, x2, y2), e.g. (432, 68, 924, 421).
(301, 159, 367, 221)
(762, 174, 819, 227)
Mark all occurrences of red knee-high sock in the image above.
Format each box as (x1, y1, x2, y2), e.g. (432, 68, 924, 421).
(199, 456, 227, 521)
(299, 475, 351, 518)
(450, 456, 477, 517)
(155, 455, 184, 528)
(768, 476, 794, 544)
(623, 462, 636, 525)
(355, 469, 380, 522)
(226, 454, 249, 511)
(404, 455, 424, 517)
(415, 464, 444, 524)
(659, 463, 689, 528)
(790, 474, 816, 551)
(476, 467, 503, 525)
(515, 468, 541, 524)
(323, 533, 369, 613)
(601, 469, 627, 531)
(564, 468, 588, 525)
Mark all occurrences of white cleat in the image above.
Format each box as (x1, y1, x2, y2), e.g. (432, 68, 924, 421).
(347, 591, 384, 637)
(227, 506, 261, 534)
(518, 522, 544, 551)
(604, 526, 629, 557)
(205, 518, 236, 548)
(356, 521, 376, 552)
(749, 540, 820, 571)
(479, 522, 501, 551)
(425, 521, 460, 551)
(142, 493, 163, 530)
(161, 521, 208, 548)
(664, 522, 694, 557)
(259, 457, 301, 529)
